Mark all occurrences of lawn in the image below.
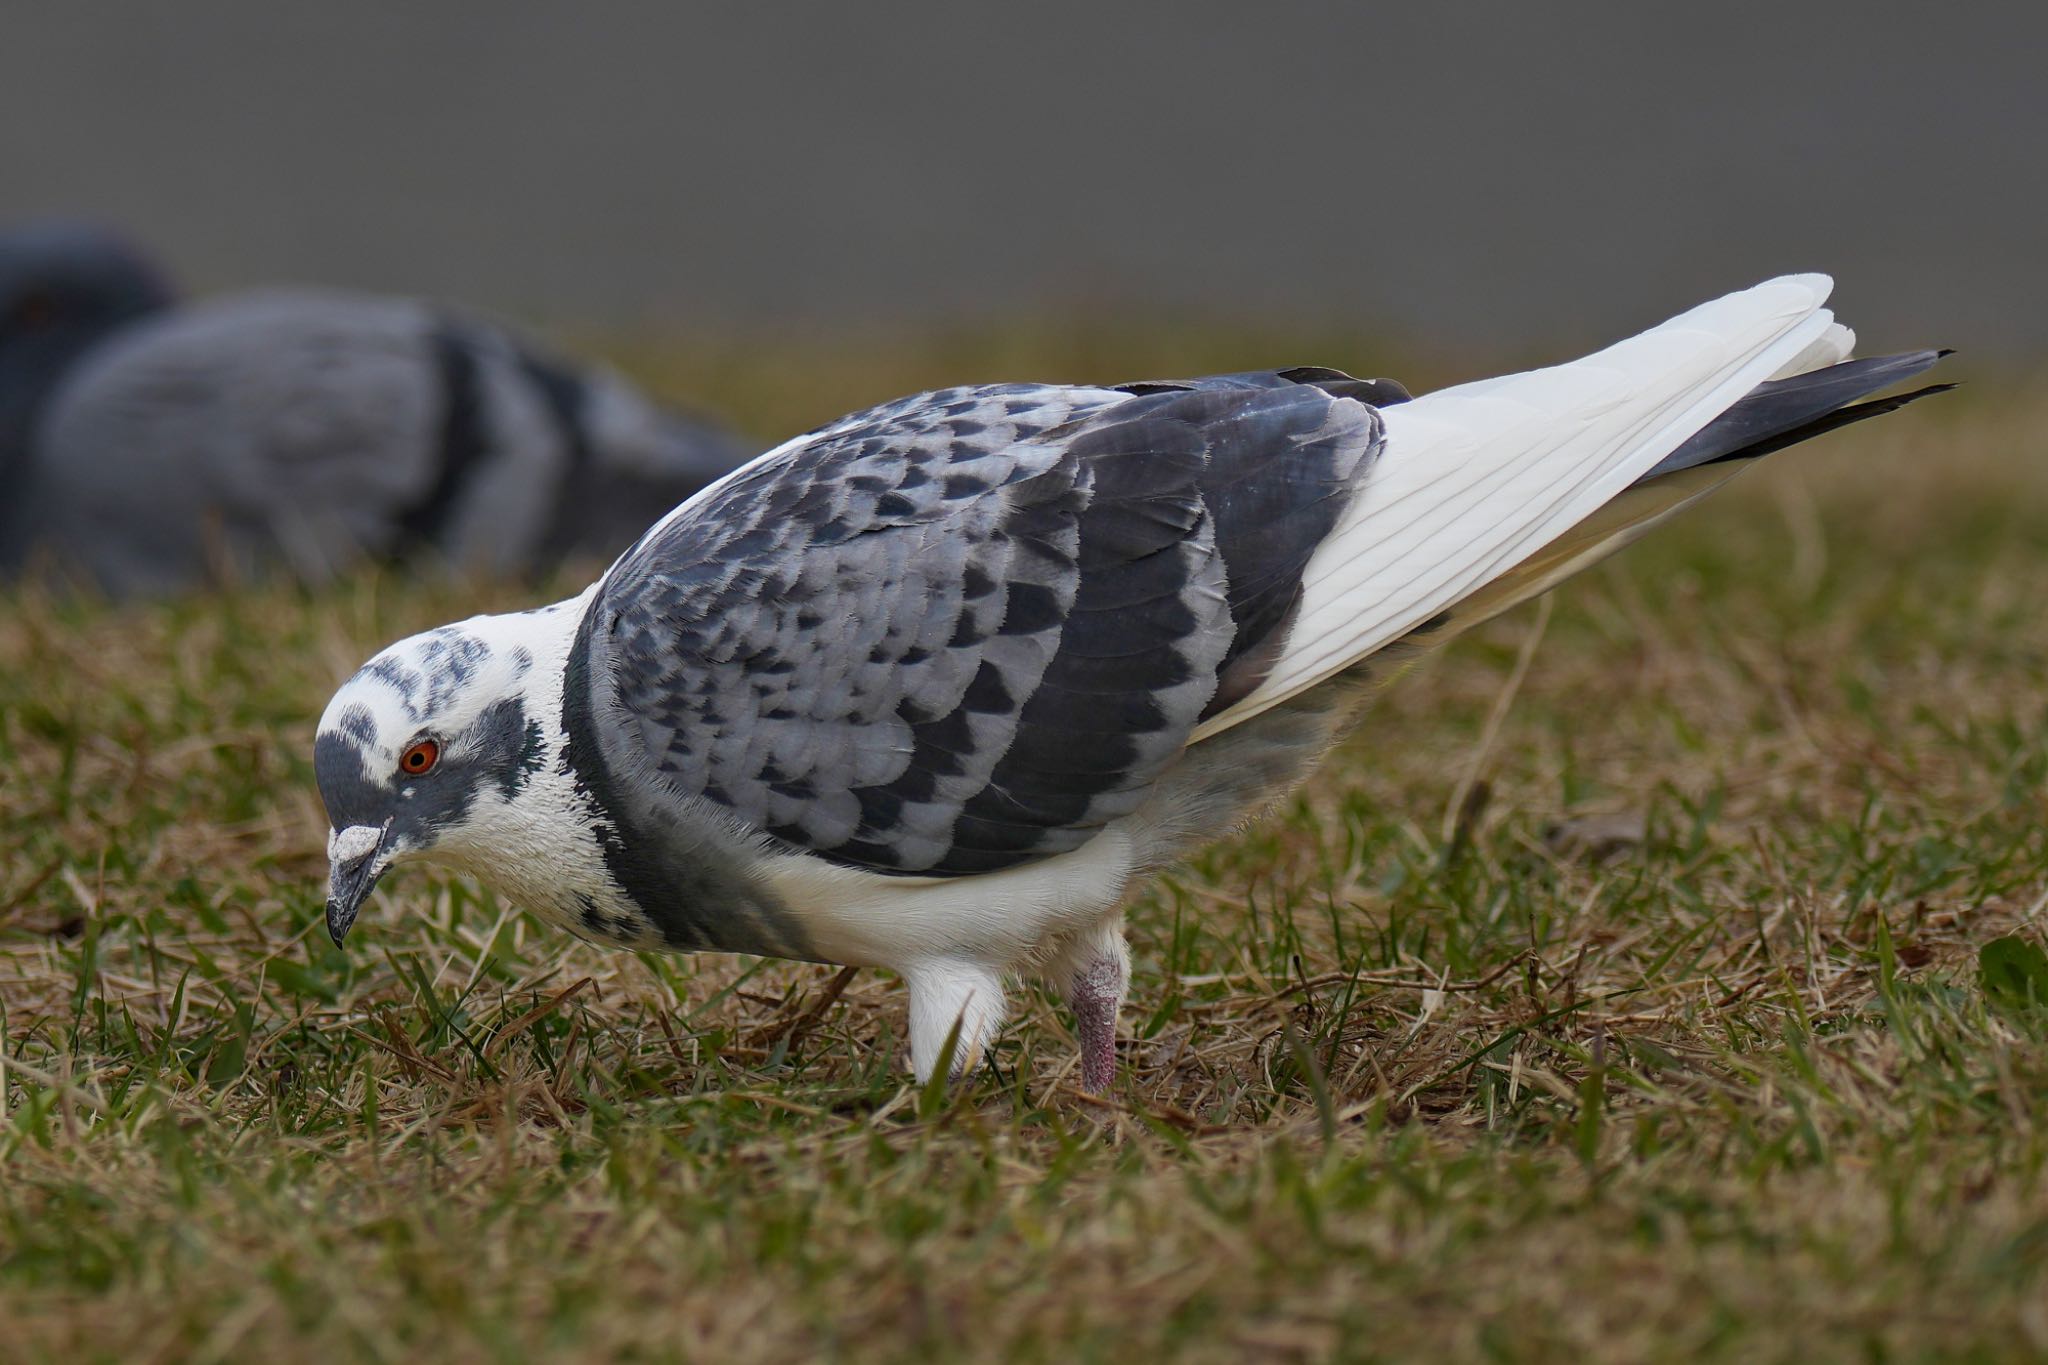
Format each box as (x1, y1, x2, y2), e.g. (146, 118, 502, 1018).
(2, 337, 2045, 1363)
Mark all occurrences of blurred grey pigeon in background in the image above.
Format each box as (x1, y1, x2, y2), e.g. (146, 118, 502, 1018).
(311, 274, 1948, 1092)
(0, 221, 753, 595)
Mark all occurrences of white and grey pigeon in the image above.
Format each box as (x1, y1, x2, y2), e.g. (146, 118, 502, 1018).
(313, 275, 1948, 1092)
(0, 222, 752, 595)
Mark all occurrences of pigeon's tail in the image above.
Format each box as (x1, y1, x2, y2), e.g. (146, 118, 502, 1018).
(1192, 274, 1950, 741)
(1359, 356, 1949, 654)
(1365, 351, 1956, 650)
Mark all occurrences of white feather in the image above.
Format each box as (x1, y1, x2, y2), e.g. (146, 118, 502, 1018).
(1353, 459, 1750, 656)
(1193, 274, 1840, 741)
(1770, 321, 1858, 379)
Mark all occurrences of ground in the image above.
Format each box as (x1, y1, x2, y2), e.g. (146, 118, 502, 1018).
(2, 334, 2044, 1363)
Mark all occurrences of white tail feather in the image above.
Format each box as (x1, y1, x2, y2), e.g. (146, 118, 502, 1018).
(1355, 460, 1749, 660)
(1770, 321, 1858, 380)
(1193, 274, 1839, 741)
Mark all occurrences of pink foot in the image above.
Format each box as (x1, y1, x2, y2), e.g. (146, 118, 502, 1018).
(1069, 952, 1125, 1093)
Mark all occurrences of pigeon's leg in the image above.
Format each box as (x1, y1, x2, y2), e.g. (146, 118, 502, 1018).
(903, 958, 1007, 1084)
(1050, 924, 1130, 1093)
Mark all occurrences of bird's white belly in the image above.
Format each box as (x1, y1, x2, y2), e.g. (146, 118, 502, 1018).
(757, 829, 1138, 972)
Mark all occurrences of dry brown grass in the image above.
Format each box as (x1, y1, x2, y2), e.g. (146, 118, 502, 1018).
(2, 347, 2045, 1363)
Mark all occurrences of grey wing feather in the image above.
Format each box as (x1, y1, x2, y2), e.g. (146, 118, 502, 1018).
(583, 374, 1385, 876)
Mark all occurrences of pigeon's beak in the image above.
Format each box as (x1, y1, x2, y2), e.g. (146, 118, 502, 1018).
(325, 823, 390, 947)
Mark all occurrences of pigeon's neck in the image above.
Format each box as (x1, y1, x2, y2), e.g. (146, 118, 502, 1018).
(436, 586, 823, 961)
(424, 590, 665, 949)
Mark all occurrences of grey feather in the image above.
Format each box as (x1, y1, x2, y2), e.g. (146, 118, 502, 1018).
(572, 376, 1384, 878)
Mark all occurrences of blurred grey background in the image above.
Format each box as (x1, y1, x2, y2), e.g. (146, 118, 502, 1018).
(1, 3, 2037, 358)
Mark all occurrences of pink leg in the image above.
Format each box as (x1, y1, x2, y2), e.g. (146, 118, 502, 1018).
(1067, 946, 1128, 1093)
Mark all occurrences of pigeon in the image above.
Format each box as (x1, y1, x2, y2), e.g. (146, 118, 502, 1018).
(313, 274, 1949, 1091)
(0, 221, 753, 595)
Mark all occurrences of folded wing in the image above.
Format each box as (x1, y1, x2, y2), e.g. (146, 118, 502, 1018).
(581, 377, 1383, 875)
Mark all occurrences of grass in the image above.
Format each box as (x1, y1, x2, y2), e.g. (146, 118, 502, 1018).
(2, 337, 2047, 1362)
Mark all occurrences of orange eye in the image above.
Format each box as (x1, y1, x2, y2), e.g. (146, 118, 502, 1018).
(399, 739, 440, 775)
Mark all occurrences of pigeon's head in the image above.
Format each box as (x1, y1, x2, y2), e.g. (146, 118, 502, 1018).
(0, 221, 173, 469)
(314, 613, 566, 946)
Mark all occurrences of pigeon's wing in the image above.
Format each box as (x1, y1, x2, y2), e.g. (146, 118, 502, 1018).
(576, 376, 1385, 875)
